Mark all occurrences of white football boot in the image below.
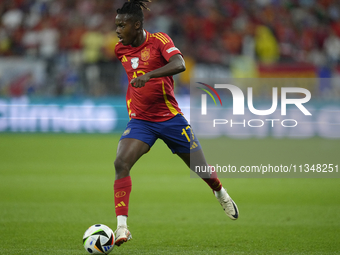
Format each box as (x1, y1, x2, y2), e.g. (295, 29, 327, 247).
(114, 226, 132, 246)
(214, 187, 239, 220)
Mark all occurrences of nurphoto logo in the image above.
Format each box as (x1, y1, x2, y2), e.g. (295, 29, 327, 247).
(197, 82, 312, 128)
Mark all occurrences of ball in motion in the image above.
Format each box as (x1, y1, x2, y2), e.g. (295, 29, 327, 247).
(83, 224, 115, 254)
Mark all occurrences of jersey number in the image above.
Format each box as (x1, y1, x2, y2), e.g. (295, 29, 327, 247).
(181, 125, 191, 142)
(132, 70, 145, 78)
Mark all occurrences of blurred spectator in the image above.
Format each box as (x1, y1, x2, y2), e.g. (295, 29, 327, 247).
(80, 23, 104, 96)
(101, 22, 121, 95)
(22, 26, 39, 57)
(324, 30, 340, 65)
(307, 45, 327, 67)
(0, 24, 11, 55)
(38, 19, 59, 76)
(2, 2, 23, 31)
(255, 25, 279, 64)
(81, 25, 104, 66)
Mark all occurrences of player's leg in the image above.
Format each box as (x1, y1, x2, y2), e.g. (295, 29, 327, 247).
(114, 138, 150, 246)
(114, 138, 149, 245)
(113, 117, 159, 246)
(177, 150, 222, 191)
(157, 114, 222, 187)
(158, 114, 239, 220)
(177, 150, 239, 220)
(114, 138, 150, 179)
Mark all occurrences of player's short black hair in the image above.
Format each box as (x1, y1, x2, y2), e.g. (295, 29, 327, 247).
(117, 0, 151, 25)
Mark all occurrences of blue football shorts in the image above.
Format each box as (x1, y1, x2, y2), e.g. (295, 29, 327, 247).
(120, 114, 201, 154)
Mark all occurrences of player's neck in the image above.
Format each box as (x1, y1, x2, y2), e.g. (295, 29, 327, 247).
(131, 30, 146, 47)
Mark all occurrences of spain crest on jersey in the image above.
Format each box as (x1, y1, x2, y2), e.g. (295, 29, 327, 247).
(131, 57, 139, 69)
(141, 47, 150, 61)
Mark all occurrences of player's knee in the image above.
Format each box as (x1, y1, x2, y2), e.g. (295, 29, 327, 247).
(114, 157, 130, 175)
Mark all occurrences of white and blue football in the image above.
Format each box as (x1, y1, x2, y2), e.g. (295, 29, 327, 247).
(83, 224, 115, 254)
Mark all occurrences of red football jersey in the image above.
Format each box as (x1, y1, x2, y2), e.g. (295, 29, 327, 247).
(115, 30, 183, 122)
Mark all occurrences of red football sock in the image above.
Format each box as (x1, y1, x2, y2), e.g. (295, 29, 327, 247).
(202, 165, 222, 191)
(114, 176, 132, 217)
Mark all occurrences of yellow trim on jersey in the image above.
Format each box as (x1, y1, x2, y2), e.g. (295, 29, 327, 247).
(152, 34, 166, 44)
(162, 81, 178, 116)
(151, 33, 169, 45)
(127, 98, 132, 119)
(156, 33, 169, 43)
(145, 30, 149, 42)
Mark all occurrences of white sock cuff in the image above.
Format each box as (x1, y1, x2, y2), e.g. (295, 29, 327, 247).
(215, 187, 227, 198)
(117, 215, 127, 228)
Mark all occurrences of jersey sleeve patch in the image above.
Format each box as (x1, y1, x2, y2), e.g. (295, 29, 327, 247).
(166, 47, 179, 54)
(151, 32, 182, 62)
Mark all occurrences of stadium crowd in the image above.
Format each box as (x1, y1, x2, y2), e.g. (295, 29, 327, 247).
(1, 0, 340, 96)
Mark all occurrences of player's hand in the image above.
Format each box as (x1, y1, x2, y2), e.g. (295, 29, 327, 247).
(130, 74, 151, 88)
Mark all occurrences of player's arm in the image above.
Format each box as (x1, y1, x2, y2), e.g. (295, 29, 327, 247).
(130, 54, 186, 88)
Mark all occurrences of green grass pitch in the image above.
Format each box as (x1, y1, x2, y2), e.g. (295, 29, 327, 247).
(0, 134, 339, 254)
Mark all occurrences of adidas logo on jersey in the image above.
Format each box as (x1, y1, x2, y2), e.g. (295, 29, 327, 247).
(121, 55, 128, 63)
